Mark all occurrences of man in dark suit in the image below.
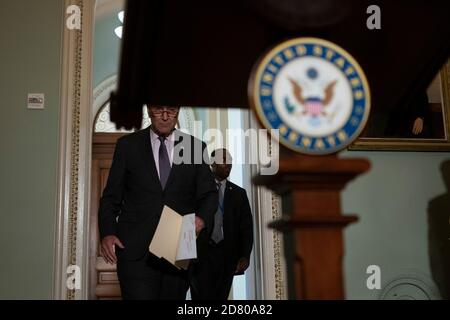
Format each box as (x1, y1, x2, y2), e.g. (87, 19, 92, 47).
(98, 106, 218, 300)
(190, 148, 254, 300)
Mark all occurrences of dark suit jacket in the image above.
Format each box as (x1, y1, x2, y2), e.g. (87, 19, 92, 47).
(386, 90, 430, 138)
(98, 127, 218, 261)
(222, 180, 254, 273)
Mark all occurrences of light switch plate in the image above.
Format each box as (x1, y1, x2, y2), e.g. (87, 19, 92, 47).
(27, 93, 45, 109)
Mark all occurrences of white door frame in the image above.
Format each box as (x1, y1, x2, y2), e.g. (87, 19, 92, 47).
(53, 0, 287, 300)
(246, 113, 288, 300)
(53, 0, 95, 300)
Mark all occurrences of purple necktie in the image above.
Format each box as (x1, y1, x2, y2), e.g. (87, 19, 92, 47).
(158, 136, 171, 189)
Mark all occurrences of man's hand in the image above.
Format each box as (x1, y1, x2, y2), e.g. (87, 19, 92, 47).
(412, 117, 424, 135)
(235, 257, 249, 274)
(195, 216, 205, 236)
(100, 235, 125, 264)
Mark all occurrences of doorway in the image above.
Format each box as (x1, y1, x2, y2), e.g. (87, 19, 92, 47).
(55, 0, 286, 300)
(88, 99, 258, 299)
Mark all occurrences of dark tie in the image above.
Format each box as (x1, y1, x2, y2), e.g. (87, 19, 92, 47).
(158, 136, 171, 189)
(211, 182, 224, 243)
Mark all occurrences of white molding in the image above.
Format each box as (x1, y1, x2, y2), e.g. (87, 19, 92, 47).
(78, 0, 95, 301)
(54, 0, 95, 300)
(248, 113, 287, 300)
(93, 74, 117, 119)
(255, 186, 276, 298)
(53, 2, 72, 298)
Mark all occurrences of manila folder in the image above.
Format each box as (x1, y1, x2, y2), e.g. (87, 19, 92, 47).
(149, 205, 197, 269)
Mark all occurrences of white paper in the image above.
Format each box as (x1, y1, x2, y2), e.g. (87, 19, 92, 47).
(176, 213, 197, 261)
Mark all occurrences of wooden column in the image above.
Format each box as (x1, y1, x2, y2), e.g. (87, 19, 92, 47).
(254, 154, 370, 299)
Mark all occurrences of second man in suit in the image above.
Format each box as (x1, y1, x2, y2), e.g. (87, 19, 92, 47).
(190, 148, 254, 300)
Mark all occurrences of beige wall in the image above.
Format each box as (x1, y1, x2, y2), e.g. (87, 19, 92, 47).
(342, 151, 448, 299)
(0, 0, 63, 299)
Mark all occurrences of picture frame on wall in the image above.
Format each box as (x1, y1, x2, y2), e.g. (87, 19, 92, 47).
(349, 59, 450, 151)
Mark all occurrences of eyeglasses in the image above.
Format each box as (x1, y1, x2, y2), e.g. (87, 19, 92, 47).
(149, 107, 179, 118)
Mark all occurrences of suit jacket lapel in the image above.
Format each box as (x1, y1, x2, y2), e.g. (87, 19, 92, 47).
(223, 181, 233, 238)
(140, 127, 162, 190)
(223, 181, 232, 216)
(163, 130, 183, 190)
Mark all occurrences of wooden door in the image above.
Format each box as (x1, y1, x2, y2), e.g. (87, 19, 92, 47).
(90, 133, 125, 299)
